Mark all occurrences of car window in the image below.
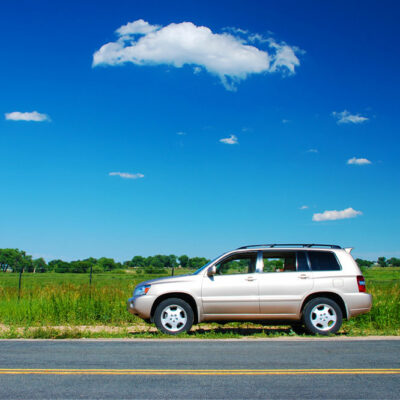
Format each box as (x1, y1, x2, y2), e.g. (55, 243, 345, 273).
(308, 251, 341, 271)
(216, 253, 257, 275)
(262, 252, 297, 273)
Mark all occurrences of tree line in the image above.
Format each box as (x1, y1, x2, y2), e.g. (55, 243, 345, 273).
(0, 248, 209, 274)
(356, 257, 400, 268)
(1, 248, 399, 274)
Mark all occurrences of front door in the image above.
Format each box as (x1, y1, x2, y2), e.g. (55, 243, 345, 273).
(201, 252, 260, 315)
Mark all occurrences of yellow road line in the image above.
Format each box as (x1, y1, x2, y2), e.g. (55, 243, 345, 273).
(0, 368, 399, 376)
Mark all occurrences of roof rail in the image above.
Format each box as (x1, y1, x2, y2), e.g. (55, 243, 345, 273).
(237, 244, 342, 250)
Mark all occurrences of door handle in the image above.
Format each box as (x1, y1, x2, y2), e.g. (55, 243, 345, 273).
(299, 274, 309, 279)
(246, 276, 257, 281)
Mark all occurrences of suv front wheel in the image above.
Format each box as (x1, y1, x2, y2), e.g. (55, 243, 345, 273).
(154, 298, 194, 335)
(302, 297, 343, 335)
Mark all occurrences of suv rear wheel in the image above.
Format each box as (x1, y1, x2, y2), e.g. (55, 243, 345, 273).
(154, 298, 194, 335)
(302, 297, 342, 335)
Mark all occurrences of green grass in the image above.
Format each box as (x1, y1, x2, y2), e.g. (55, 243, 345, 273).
(363, 267, 400, 281)
(0, 271, 189, 326)
(0, 268, 399, 337)
(0, 270, 192, 289)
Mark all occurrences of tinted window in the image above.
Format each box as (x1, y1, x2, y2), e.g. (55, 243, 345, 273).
(308, 251, 341, 271)
(297, 251, 310, 271)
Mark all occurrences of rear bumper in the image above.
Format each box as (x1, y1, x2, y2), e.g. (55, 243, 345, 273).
(126, 295, 154, 320)
(346, 293, 373, 318)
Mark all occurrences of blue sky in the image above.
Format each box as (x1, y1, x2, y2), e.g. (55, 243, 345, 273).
(1, 0, 399, 261)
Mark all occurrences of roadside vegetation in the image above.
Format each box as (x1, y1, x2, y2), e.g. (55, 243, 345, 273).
(0, 249, 399, 338)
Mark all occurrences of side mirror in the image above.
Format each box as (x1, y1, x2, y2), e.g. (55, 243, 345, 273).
(207, 266, 217, 276)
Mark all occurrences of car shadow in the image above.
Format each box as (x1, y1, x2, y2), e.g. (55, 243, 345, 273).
(126, 323, 352, 337)
(126, 324, 302, 337)
(189, 326, 294, 336)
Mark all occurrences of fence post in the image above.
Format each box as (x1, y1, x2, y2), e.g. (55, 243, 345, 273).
(89, 263, 93, 286)
(18, 266, 23, 300)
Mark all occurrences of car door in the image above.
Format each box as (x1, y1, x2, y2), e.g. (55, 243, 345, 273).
(201, 251, 260, 316)
(258, 251, 314, 316)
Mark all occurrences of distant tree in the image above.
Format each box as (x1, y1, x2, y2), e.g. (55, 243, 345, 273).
(388, 257, 400, 267)
(0, 249, 19, 272)
(84, 257, 98, 265)
(0, 249, 32, 273)
(49, 260, 71, 273)
(188, 257, 209, 270)
(70, 260, 92, 273)
(377, 257, 387, 268)
(96, 257, 117, 272)
(32, 258, 47, 273)
(178, 255, 189, 268)
(47, 259, 61, 272)
(150, 255, 168, 269)
(355, 258, 374, 269)
(167, 255, 178, 269)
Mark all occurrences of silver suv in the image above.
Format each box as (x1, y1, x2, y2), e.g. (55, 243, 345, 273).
(127, 244, 372, 335)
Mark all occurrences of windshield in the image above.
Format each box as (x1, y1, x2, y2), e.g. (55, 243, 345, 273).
(192, 254, 222, 275)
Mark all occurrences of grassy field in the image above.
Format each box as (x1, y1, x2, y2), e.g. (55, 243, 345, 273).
(0, 268, 399, 338)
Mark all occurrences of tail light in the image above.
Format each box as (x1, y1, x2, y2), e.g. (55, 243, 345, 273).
(357, 275, 366, 292)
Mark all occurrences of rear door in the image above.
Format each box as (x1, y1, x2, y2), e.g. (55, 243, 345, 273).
(306, 250, 344, 289)
(258, 251, 314, 316)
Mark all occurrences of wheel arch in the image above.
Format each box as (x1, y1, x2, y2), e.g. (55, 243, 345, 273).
(301, 292, 348, 319)
(150, 292, 199, 324)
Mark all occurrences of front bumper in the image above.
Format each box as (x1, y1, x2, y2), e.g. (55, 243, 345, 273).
(127, 297, 138, 315)
(126, 295, 154, 320)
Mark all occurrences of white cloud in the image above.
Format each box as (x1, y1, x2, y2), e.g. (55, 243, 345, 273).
(268, 39, 301, 74)
(299, 205, 308, 210)
(332, 110, 368, 124)
(176, 131, 186, 135)
(219, 134, 238, 145)
(223, 26, 250, 36)
(312, 207, 362, 222)
(109, 172, 144, 179)
(307, 149, 318, 153)
(222, 27, 270, 44)
(282, 119, 290, 124)
(93, 20, 301, 90)
(5, 111, 50, 122)
(116, 19, 160, 36)
(248, 33, 269, 44)
(347, 157, 372, 165)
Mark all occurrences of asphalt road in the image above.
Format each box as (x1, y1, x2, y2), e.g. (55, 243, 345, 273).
(0, 339, 399, 399)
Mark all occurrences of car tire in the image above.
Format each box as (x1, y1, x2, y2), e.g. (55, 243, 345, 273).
(302, 297, 343, 335)
(154, 298, 194, 335)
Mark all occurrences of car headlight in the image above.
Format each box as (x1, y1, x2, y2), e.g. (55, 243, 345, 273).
(133, 284, 151, 297)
